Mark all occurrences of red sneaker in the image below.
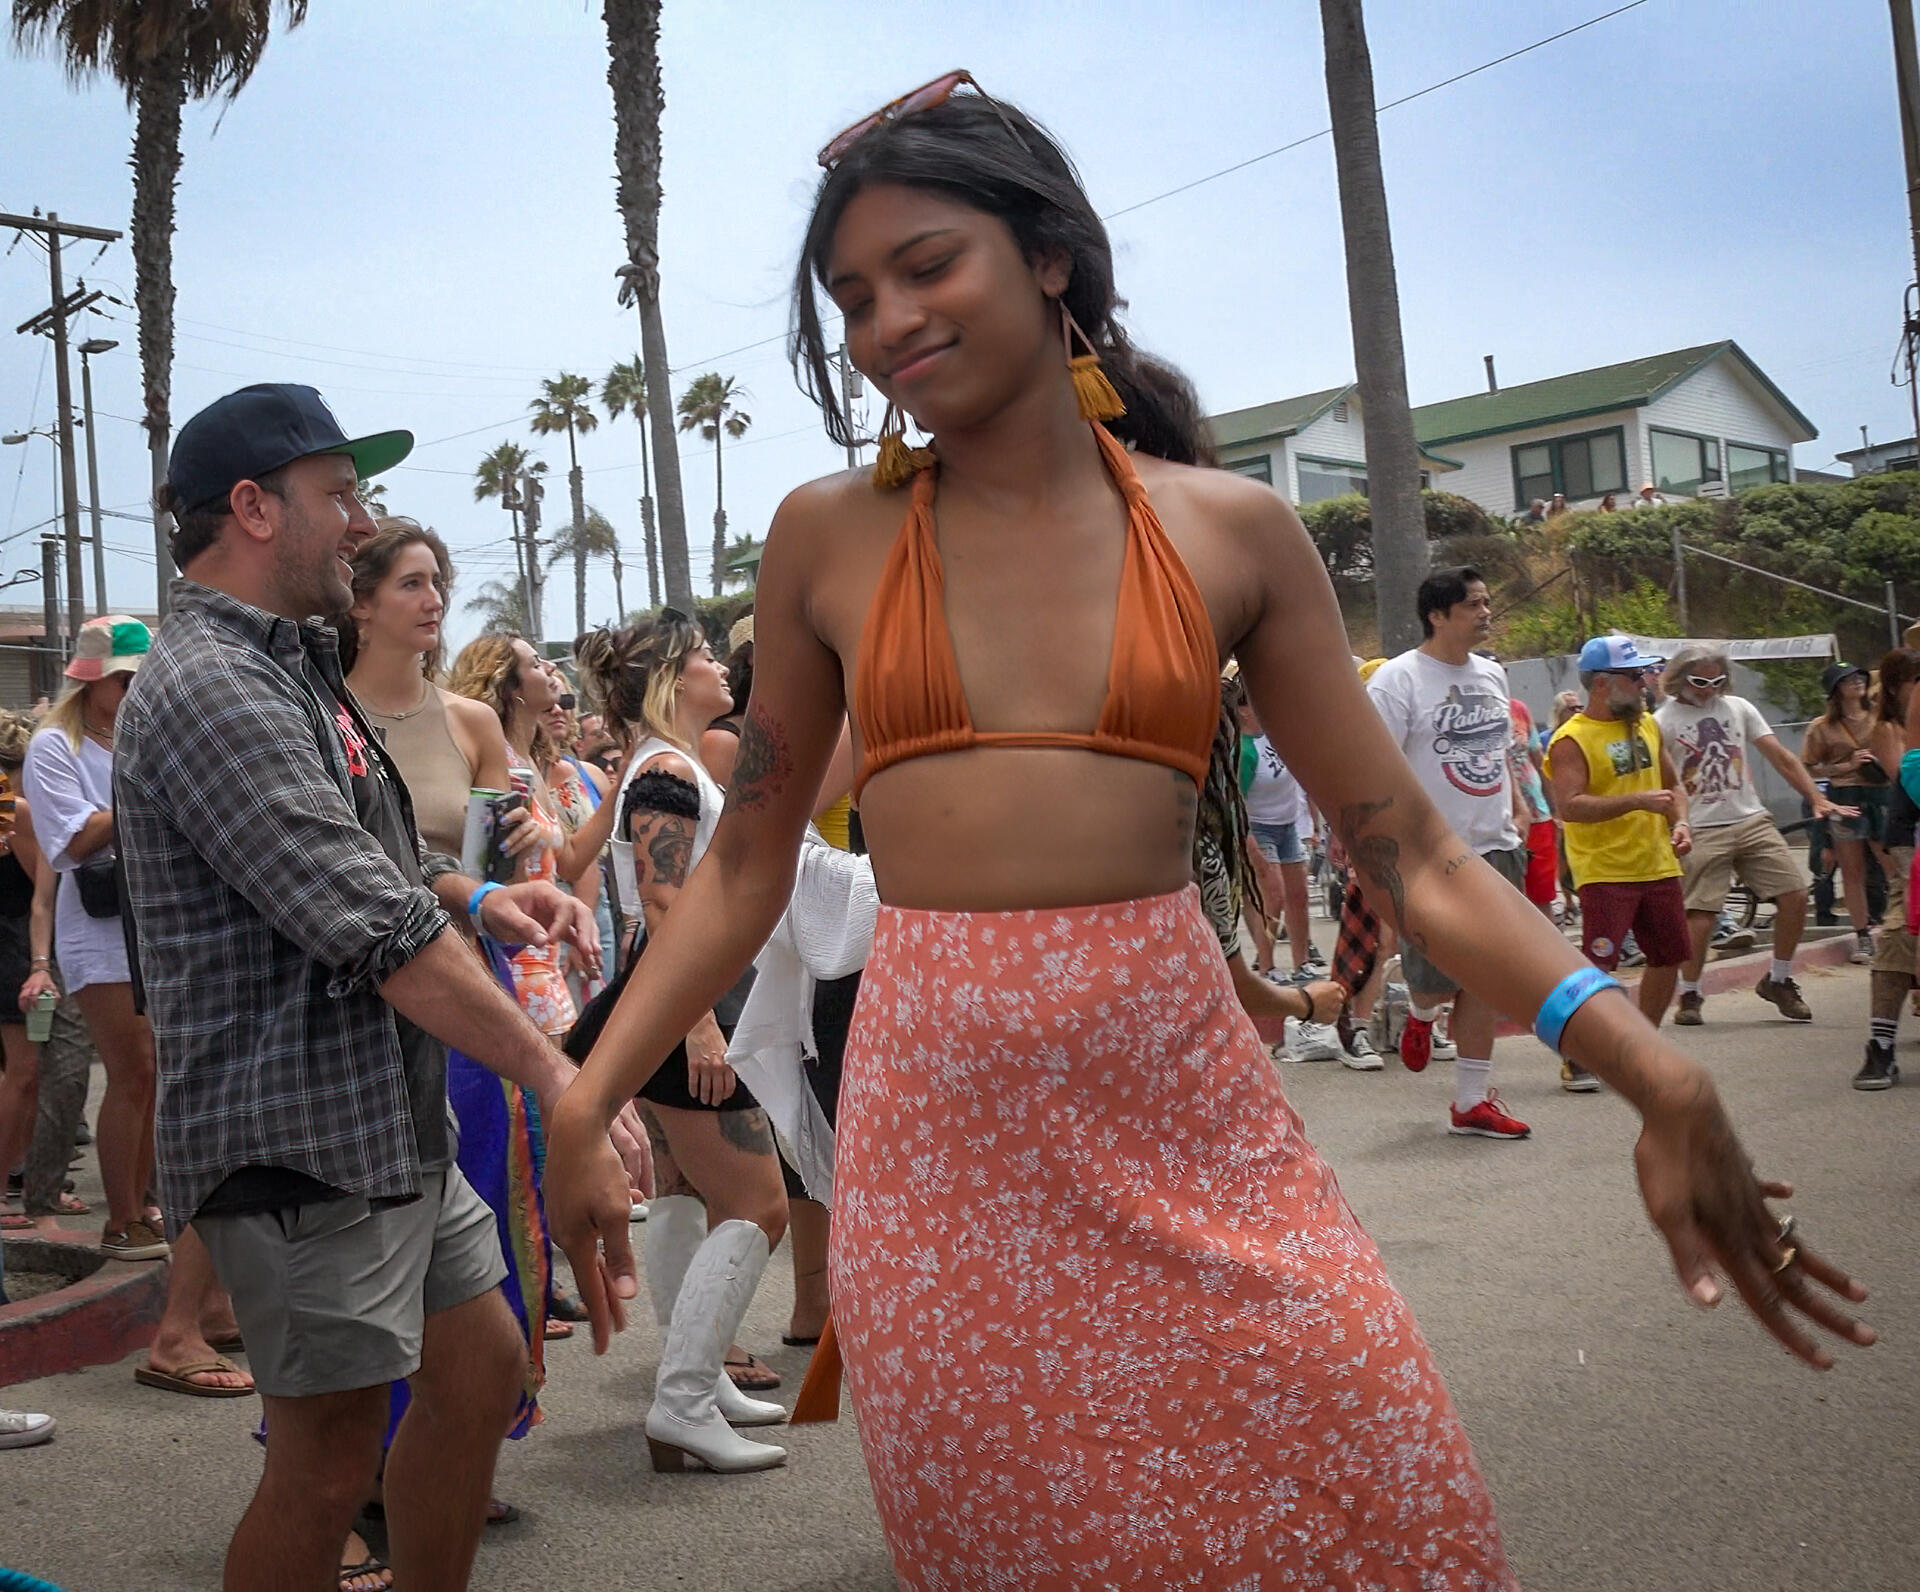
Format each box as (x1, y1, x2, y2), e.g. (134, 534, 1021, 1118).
(1449, 1090, 1531, 1140)
(1400, 1015, 1433, 1073)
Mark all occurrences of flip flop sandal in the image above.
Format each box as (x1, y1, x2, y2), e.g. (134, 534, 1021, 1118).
(54, 1192, 90, 1216)
(133, 1355, 255, 1398)
(338, 1554, 393, 1592)
(724, 1352, 782, 1391)
(548, 1290, 592, 1323)
(0, 1213, 35, 1233)
(487, 1498, 521, 1526)
(543, 1318, 575, 1341)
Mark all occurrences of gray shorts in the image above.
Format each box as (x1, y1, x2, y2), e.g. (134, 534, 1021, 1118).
(196, 1166, 505, 1400)
(1400, 844, 1528, 998)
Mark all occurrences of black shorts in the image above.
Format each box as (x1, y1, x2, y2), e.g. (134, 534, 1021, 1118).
(638, 1032, 761, 1113)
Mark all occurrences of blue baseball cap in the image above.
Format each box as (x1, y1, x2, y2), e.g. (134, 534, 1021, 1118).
(1578, 634, 1666, 674)
(167, 383, 413, 513)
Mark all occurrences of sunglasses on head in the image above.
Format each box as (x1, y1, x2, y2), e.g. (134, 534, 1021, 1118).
(817, 69, 1029, 169)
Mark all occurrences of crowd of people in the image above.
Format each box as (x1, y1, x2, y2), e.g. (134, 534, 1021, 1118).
(0, 75, 1885, 1592)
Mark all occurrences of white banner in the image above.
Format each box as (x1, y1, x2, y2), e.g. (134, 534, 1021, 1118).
(1623, 633, 1838, 661)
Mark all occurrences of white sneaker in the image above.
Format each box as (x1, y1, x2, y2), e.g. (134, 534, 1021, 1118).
(1851, 933, 1874, 966)
(630, 1200, 650, 1223)
(1430, 1012, 1458, 1062)
(1341, 1028, 1384, 1071)
(1287, 1019, 1344, 1063)
(0, 1409, 55, 1450)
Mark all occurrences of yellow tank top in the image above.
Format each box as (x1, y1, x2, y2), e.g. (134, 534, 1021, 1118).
(1546, 712, 1681, 887)
(815, 793, 852, 852)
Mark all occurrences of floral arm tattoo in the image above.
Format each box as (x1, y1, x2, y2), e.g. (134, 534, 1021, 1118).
(1335, 797, 1423, 952)
(722, 702, 794, 816)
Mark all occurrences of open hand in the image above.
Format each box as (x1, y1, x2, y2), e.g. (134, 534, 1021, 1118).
(480, 881, 599, 971)
(1634, 1073, 1873, 1369)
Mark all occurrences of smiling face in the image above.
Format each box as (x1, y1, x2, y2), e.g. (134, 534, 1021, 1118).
(352, 540, 445, 662)
(268, 453, 377, 618)
(676, 637, 733, 723)
(825, 183, 1066, 437)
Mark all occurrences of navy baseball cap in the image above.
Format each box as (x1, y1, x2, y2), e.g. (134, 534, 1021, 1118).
(167, 383, 413, 512)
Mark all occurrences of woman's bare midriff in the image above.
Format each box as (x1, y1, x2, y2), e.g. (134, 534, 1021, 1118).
(855, 745, 1198, 911)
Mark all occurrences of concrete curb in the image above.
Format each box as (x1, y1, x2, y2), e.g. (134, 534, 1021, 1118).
(0, 1229, 168, 1388)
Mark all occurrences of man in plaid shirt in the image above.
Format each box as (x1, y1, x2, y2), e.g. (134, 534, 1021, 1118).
(117, 384, 645, 1592)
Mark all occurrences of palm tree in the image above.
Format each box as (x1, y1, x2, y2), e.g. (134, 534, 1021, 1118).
(720, 533, 762, 590)
(465, 577, 533, 637)
(1320, 0, 1426, 654)
(601, 356, 660, 610)
(474, 442, 547, 644)
(529, 373, 601, 638)
(604, 0, 693, 610)
(546, 506, 626, 623)
(11, 1, 310, 618)
(358, 478, 391, 517)
(676, 373, 751, 597)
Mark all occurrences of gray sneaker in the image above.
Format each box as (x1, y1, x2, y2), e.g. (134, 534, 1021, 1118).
(1341, 1028, 1385, 1071)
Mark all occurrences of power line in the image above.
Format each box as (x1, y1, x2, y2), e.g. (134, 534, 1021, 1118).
(1103, 0, 1653, 220)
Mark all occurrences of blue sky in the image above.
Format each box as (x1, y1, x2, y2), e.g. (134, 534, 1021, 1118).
(0, 0, 1907, 644)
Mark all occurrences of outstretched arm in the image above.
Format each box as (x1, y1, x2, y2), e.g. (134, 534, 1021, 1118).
(1219, 478, 1871, 1368)
(544, 487, 848, 1349)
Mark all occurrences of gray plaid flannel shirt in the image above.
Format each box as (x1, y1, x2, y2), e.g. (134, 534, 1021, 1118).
(116, 580, 456, 1228)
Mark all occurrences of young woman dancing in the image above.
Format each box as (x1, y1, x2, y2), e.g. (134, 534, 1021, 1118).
(546, 81, 1871, 1587)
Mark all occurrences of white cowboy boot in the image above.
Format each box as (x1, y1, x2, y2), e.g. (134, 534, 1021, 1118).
(645, 1196, 784, 1428)
(645, 1220, 788, 1473)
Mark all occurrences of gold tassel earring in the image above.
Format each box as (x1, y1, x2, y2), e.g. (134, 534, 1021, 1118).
(872, 401, 933, 490)
(1062, 302, 1126, 422)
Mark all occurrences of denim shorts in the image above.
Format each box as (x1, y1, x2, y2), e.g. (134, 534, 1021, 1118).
(1249, 820, 1305, 866)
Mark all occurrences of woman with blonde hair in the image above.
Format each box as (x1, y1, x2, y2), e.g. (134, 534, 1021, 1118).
(23, 617, 249, 1395)
(572, 611, 790, 1472)
(447, 634, 621, 1038)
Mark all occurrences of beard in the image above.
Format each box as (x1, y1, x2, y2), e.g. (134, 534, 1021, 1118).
(272, 510, 353, 620)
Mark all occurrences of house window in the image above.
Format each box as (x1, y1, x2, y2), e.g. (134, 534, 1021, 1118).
(1509, 427, 1626, 509)
(1727, 442, 1789, 492)
(1297, 457, 1367, 504)
(1225, 454, 1273, 486)
(1650, 428, 1723, 496)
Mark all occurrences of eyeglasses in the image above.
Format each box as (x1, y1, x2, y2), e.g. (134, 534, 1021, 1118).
(1684, 674, 1728, 690)
(817, 69, 1028, 169)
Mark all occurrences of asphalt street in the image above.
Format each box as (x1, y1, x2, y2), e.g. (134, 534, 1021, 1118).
(5, 959, 1916, 1591)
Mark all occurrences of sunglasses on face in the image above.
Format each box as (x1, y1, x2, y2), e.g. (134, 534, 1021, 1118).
(1684, 675, 1728, 690)
(817, 68, 1028, 169)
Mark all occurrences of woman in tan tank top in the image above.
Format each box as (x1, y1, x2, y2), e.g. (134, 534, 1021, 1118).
(341, 519, 514, 848)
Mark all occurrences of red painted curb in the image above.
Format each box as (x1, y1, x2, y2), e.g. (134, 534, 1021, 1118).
(0, 1232, 168, 1388)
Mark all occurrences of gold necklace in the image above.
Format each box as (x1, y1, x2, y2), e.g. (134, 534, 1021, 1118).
(363, 681, 432, 722)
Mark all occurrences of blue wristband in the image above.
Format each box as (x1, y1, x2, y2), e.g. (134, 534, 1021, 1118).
(1534, 966, 1624, 1053)
(467, 880, 505, 929)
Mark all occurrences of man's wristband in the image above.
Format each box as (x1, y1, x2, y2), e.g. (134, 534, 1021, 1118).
(1534, 966, 1623, 1053)
(467, 881, 505, 931)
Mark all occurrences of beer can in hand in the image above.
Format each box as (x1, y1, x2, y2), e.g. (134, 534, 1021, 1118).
(26, 989, 56, 1044)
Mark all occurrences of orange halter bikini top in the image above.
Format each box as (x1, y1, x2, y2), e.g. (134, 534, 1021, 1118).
(853, 423, 1218, 800)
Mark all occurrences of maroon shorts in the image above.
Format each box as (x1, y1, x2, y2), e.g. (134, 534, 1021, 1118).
(1524, 820, 1558, 908)
(1578, 877, 1689, 969)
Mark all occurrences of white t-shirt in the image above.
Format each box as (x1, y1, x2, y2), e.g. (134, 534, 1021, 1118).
(1366, 649, 1520, 855)
(1245, 734, 1308, 828)
(1655, 693, 1773, 828)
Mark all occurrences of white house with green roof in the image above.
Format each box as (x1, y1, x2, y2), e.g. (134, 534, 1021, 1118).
(1208, 341, 1817, 518)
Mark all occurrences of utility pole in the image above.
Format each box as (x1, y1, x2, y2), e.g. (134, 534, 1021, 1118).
(79, 337, 117, 618)
(1671, 521, 1689, 634)
(1, 213, 122, 656)
(520, 467, 545, 645)
(1889, 4, 1920, 446)
(836, 343, 865, 470)
(39, 534, 61, 697)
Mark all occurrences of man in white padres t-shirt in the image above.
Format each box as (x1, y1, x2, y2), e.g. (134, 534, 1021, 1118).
(1654, 642, 1850, 1026)
(1365, 568, 1531, 1142)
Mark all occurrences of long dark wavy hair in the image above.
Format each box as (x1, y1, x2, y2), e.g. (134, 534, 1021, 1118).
(1876, 647, 1920, 726)
(792, 94, 1216, 468)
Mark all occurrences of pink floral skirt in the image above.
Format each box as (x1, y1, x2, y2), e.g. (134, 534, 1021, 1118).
(831, 886, 1516, 1590)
